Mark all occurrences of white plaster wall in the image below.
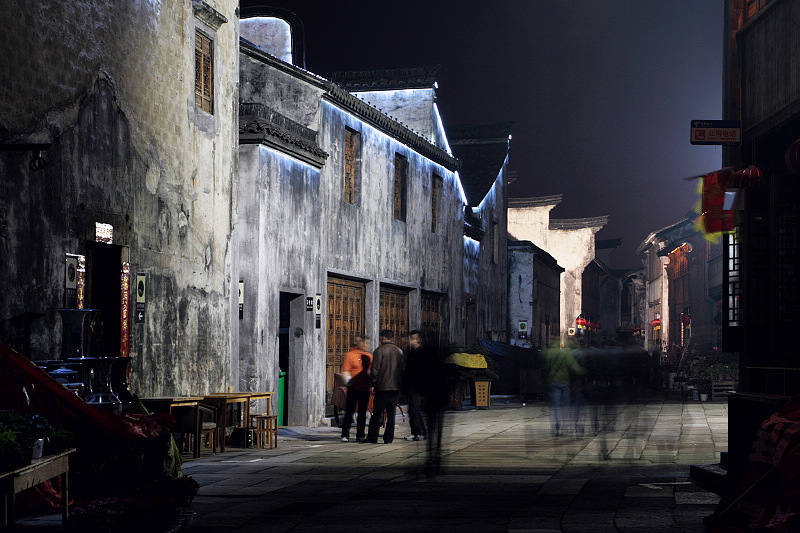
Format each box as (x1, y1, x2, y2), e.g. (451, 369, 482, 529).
(240, 17, 293, 63)
(508, 205, 554, 246)
(352, 89, 437, 143)
(508, 206, 602, 340)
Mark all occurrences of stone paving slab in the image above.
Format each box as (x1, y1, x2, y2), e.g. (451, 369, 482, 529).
(14, 390, 727, 532)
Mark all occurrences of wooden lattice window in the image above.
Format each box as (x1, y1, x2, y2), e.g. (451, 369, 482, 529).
(195, 30, 214, 114)
(344, 128, 360, 204)
(393, 154, 407, 221)
(421, 292, 443, 348)
(431, 174, 442, 233)
(379, 286, 409, 345)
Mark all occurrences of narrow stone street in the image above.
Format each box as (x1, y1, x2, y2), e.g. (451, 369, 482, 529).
(177, 389, 726, 532)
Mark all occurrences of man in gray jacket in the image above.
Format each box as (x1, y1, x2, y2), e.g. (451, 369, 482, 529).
(364, 329, 404, 444)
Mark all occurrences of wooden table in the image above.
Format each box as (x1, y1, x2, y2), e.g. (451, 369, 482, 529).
(202, 393, 253, 452)
(246, 391, 274, 417)
(1, 448, 75, 529)
(140, 396, 204, 458)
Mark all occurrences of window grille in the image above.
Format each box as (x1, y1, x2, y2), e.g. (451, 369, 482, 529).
(393, 154, 407, 221)
(344, 129, 357, 204)
(431, 174, 442, 233)
(195, 30, 214, 114)
(727, 232, 741, 326)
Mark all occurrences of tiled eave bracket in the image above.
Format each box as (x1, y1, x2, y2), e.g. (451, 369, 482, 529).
(550, 216, 609, 231)
(508, 195, 563, 209)
(192, 0, 228, 30)
(464, 222, 485, 242)
(239, 41, 459, 173)
(239, 103, 328, 169)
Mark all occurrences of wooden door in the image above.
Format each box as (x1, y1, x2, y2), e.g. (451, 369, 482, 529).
(379, 286, 409, 347)
(421, 292, 443, 349)
(326, 278, 365, 396)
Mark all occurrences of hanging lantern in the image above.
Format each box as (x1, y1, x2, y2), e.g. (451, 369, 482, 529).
(728, 165, 763, 187)
(702, 168, 736, 233)
(786, 139, 800, 175)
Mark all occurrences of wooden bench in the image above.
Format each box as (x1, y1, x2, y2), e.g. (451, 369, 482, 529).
(1, 448, 75, 529)
(712, 380, 736, 401)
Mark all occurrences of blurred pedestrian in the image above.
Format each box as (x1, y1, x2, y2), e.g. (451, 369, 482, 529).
(403, 330, 429, 441)
(364, 330, 404, 444)
(340, 336, 372, 442)
(543, 337, 583, 437)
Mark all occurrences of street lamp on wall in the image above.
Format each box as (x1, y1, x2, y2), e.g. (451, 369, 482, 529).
(0, 143, 52, 172)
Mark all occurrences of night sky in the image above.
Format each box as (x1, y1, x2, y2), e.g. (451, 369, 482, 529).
(268, 1, 724, 269)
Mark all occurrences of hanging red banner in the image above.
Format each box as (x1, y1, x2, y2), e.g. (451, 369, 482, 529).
(702, 169, 736, 233)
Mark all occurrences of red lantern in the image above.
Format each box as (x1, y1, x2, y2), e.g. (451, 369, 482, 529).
(786, 139, 800, 175)
(728, 166, 763, 187)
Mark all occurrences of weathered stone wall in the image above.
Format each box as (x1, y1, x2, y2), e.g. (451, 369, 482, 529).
(474, 167, 509, 341)
(240, 54, 323, 130)
(508, 249, 534, 342)
(508, 246, 562, 348)
(236, 55, 466, 425)
(0, 1, 239, 396)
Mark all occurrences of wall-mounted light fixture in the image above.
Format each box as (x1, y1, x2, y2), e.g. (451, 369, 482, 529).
(0, 143, 52, 172)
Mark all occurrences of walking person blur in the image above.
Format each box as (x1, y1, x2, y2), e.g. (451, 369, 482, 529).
(403, 330, 429, 441)
(340, 336, 373, 442)
(364, 330, 404, 444)
(543, 337, 584, 437)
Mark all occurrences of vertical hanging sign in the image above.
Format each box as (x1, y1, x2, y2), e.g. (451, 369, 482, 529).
(65, 255, 78, 308)
(238, 281, 244, 320)
(120, 263, 131, 357)
(135, 273, 146, 324)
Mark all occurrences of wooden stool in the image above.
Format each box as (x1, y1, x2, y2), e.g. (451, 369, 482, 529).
(200, 421, 218, 453)
(250, 414, 278, 449)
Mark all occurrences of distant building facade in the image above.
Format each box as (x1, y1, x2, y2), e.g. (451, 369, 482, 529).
(508, 240, 563, 347)
(637, 218, 723, 365)
(507, 195, 609, 342)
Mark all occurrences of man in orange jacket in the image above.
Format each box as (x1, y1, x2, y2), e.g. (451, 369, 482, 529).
(340, 336, 373, 442)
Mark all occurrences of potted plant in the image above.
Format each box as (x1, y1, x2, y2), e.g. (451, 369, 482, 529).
(0, 411, 54, 470)
(699, 381, 711, 401)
